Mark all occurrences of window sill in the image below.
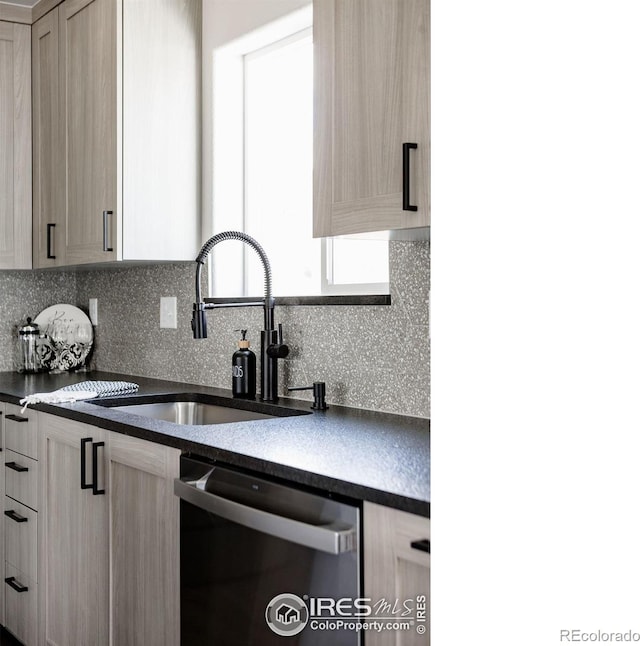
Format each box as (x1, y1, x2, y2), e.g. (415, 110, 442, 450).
(204, 294, 391, 307)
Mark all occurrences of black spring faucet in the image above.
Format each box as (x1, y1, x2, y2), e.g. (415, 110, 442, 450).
(192, 231, 289, 402)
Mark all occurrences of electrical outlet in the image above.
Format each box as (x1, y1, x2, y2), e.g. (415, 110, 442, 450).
(160, 296, 178, 329)
(89, 298, 98, 325)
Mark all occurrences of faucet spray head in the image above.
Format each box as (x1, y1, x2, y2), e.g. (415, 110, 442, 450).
(192, 303, 207, 339)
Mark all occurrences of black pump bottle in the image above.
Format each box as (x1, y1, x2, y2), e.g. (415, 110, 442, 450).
(232, 329, 256, 399)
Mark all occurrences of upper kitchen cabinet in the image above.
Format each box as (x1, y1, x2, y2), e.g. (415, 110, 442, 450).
(313, 0, 430, 238)
(0, 21, 32, 269)
(32, 8, 62, 267)
(32, 0, 201, 268)
(58, 0, 117, 266)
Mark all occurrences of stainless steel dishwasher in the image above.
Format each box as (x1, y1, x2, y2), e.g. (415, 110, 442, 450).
(175, 456, 362, 645)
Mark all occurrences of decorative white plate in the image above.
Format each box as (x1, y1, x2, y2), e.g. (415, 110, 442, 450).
(34, 304, 93, 372)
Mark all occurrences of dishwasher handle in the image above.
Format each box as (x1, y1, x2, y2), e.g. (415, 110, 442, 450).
(174, 477, 356, 555)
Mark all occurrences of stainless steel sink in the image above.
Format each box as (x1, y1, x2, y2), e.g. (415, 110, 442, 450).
(93, 391, 311, 425)
(107, 401, 276, 425)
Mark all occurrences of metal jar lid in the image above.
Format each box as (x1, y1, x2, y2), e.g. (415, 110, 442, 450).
(19, 317, 40, 336)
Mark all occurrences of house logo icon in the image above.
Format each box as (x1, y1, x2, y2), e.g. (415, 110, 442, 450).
(276, 603, 301, 625)
(265, 593, 309, 636)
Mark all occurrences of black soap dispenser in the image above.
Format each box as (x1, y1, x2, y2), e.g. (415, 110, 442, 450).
(232, 329, 256, 399)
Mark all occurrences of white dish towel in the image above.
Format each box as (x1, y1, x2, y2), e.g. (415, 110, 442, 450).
(19, 380, 139, 412)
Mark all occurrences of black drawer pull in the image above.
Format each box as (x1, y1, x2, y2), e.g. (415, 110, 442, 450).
(411, 539, 430, 553)
(5, 414, 28, 423)
(47, 222, 57, 259)
(6, 462, 28, 473)
(103, 210, 114, 252)
(5, 577, 28, 593)
(92, 441, 105, 495)
(4, 510, 28, 523)
(80, 437, 93, 490)
(402, 142, 418, 211)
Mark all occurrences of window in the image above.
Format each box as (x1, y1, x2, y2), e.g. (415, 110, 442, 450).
(207, 4, 389, 298)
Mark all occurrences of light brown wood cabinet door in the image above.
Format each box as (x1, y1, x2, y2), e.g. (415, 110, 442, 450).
(38, 415, 109, 646)
(32, 8, 64, 268)
(314, 0, 430, 237)
(364, 502, 430, 646)
(59, 0, 117, 265)
(108, 433, 180, 646)
(0, 21, 31, 269)
(0, 403, 5, 628)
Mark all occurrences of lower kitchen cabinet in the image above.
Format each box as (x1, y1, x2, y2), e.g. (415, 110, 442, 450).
(37, 413, 180, 646)
(0, 402, 5, 628)
(108, 433, 180, 646)
(364, 502, 430, 646)
(38, 415, 109, 646)
(4, 405, 39, 645)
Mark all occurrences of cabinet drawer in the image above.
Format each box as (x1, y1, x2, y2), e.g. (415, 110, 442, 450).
(5, 450, 38, 511)
(4, 404, 37, 459)
(4, 497, 37, 582)
(4, 563, 37, 646)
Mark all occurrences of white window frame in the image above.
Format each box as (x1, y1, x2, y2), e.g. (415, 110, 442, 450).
(320, 239, 390, 295)
(207, 4, 389, 298)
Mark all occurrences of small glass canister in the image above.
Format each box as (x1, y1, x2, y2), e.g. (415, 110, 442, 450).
(17, 317, 41, 373)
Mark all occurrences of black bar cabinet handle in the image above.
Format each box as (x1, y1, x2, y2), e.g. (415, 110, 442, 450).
(4, 510, 28, 523)
(403, 142, 418, 211)
(411, 539, 430, 554)
(92, 441, 105, 495)
(5, 414, 28, 423)
(6, 462, 28, 473)
(5, 577, 28, 593)
(80, 437, 93, 490)
(47, 223, 56, 259)
(103, 210, 114, 252)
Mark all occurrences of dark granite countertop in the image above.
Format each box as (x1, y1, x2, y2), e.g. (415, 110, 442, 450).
(0, 371, 430, 516)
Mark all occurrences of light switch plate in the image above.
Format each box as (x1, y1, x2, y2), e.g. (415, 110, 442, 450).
(89, 298, 98, 325)
(160, 296, 178, 329)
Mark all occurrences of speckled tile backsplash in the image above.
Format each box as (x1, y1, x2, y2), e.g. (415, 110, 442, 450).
(0, 270, 77, 371)
(74, 241, 430, 417)
(0, 242, 429, 417)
